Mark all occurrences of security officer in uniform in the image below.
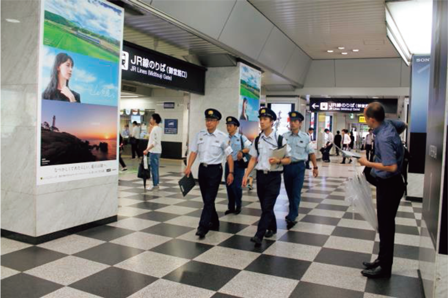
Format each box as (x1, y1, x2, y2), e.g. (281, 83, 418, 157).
(185, 109, 234, 238)
(283, 111, 319, 229)
(243, 108, 291, 246)
(225, 116, 251, 215)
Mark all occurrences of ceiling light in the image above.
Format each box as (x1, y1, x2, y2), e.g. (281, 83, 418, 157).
(327, 50, 334, 53)
(121, 95, 139, 98)
(352, 49, 360, 52)
(341, 52, 348, 55)
(372, 96, 379, 99)
(5, 19, 20, 23)
(338, 47, 345, 50)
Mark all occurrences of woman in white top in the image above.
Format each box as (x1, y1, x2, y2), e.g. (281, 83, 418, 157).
(341, 129, 352, 164)
(143, 114, 163, 190)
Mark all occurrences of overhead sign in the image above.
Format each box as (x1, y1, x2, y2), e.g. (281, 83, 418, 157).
(122, 41, 206, 95)
(359, 116, 366, 123)
(163, 102, 175, 109)
(310, 98, 398, 114)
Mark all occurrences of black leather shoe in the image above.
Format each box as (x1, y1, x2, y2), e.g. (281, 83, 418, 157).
(225, 210, 234, 215)
(265, 230, 276, 238)
(234, 208, 241, 215)
(361, 266, 391, 279)
(363, 259, 380, 269)
(286, 219, 297, 230)
(195, 229, 206, 239)
(250, 236, 262, 247)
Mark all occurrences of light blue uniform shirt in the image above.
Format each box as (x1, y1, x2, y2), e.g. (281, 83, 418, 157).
(283, 131, 315, 162)
(228, 133, 252, 161)
(190, 129, 232, 165)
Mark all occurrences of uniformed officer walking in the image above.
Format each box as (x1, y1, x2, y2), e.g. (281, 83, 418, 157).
(243, 108, 291, 246)
(283, 111, 319, 229)
(225, 116, 251, 215)
(184, 109, 234, 238)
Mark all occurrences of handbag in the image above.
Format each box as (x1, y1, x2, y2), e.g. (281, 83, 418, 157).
(138, 157, 151, 180)
(237, 135, 250, 168)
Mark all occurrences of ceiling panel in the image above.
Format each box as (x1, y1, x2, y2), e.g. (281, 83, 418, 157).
(249, 0, 399, 59)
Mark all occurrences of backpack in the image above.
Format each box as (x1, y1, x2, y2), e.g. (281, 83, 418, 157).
(401, 145, 411, 194)
(254, 133, 284, 155)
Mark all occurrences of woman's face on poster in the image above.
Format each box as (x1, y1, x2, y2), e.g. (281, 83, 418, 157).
(243, 100, 247, 109)
(58, 59, 73, 81)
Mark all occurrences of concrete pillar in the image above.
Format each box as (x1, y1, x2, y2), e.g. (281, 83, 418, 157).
(189, 66, 240, 178)
(1, 0, 121, 243)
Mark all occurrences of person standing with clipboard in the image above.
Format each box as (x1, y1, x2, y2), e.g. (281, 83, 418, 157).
(242, 108, 291, 247)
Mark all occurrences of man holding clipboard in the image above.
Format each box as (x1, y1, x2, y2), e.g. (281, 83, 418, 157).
(242, 108, 291, 247)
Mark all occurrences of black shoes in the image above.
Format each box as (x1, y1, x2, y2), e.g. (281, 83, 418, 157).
(361, 266, 391, 278)
(250, 236, 262, 247)
(363, 259, 380, 270)
(286, 219, 297, 230)
(265, 230, 276, 238)
(195, 229, 207, 239)
(225, 208, 241, 215)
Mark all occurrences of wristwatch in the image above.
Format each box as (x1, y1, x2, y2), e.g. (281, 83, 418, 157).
(313, 166, 318, 170)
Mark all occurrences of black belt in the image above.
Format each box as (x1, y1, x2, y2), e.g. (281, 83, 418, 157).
(200, 163, 221, 168)
(257, 170, 282, 175)
(290, 160, 305, 164)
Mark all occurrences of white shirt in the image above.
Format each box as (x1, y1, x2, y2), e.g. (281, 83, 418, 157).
(249, 131, 291, 172)
(343, 134, 351, 145)
(326, 132, 334, 144)
(190, 129, 232, 164)
(365, 133, 374, 145)
(131, 126, 141, 139)
(147, 126, 162, 154)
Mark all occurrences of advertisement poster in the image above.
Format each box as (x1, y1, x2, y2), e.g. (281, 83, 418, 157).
(270, 103, 293, 136)
(164, 119, 178, 135)
(238, 63, 261, 141)
(37, 0, 124, 184)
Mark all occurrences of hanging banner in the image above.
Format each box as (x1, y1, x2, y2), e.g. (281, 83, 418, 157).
(238, 63, 261, 141)
(37, 0, 124, 184)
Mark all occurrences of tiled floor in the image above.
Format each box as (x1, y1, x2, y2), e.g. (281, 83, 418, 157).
(1, 157, 425, 298)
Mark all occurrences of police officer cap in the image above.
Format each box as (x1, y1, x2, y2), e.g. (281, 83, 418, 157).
(289, 111, 304, 122)
(225, 116, 240, 127)
(258, 107, 277, 121)
(204, 108, 222, 120)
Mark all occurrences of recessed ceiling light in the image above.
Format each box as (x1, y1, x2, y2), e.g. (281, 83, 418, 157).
(338, 47, 345, 50)
(341, 52, 348, 55)
(372, 96, 379, 99)
(5, 19, 20, 23)
(327, 50, 334, 53)
(353, 49, 360, 52)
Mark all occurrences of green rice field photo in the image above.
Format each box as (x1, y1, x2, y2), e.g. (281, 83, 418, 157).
(43, 0, 122, 63)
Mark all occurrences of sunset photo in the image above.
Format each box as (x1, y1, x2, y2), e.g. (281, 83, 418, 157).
(40, 100, 118, 166)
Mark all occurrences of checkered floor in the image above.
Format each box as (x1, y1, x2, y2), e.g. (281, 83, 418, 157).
(1, 158, 425, 298)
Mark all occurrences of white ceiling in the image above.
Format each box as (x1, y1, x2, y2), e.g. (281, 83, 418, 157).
(248, 0, 400, 59)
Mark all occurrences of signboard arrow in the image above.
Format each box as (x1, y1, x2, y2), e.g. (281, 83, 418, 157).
(312, 103, 319, 109)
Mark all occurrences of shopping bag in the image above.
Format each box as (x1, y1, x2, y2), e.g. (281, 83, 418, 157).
(345, 163, 378, 231)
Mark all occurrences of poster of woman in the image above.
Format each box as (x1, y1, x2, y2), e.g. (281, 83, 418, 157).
(37, 0, 124, 184)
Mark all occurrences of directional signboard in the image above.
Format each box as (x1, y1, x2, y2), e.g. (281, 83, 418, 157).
(310, 98, 398, 114)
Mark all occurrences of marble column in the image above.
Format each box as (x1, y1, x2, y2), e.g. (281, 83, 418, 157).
(189, 66, 240, 178)
(1, 0, 118, 242)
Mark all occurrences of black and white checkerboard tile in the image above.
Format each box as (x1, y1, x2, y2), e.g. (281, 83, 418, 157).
(1, 170, 425, 298)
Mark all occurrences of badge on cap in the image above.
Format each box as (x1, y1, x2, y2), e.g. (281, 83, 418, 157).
(208, 110, 213, 115)
(261, 109, 266, 114)
(291, 112, 297, 117)
(227, 117, 231, 122)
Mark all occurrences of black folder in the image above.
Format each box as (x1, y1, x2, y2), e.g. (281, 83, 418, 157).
(178, 173, 196, 197)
